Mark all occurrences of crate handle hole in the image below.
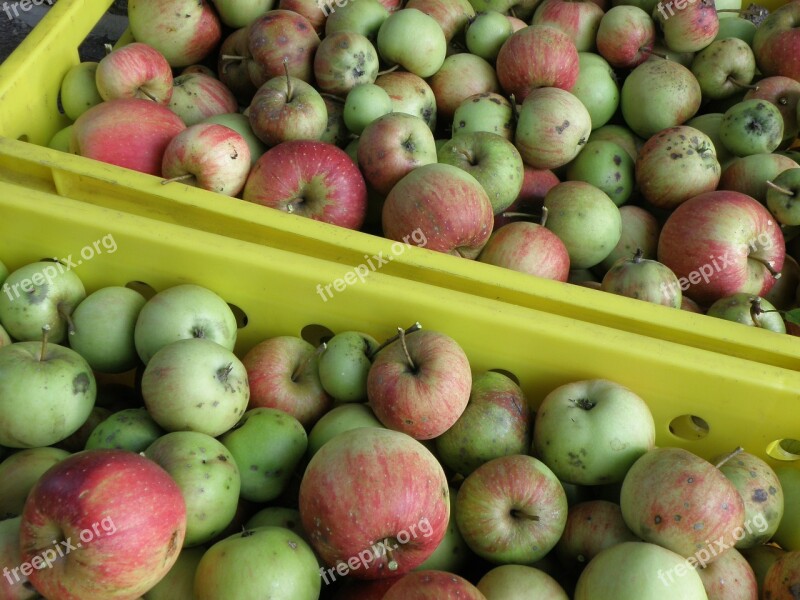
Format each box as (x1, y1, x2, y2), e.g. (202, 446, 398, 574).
(766, 439, 800, 462)
(125, 281, 157, 301)
(301, 324, 335, 346)
(487, 368, 520, 386)
(668, 414, 709, 440)
(18, 135, 28, 142)
(228, 303, 249, 329)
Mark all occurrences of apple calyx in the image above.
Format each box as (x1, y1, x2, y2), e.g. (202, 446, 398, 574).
(369, 322, 422, 358)
(714, 446, 744, 469)
(511, 508, 540, 522)
(216, 363, 234, 384)
(161, 173, 196, 186)
(292, 342, 327, 382)
(570, 397, 597, 411)
(396, 326, 417, 372)
(727, 77, 758, 90)
(39, 324, 51, 361)
(766, 179, 795, 197)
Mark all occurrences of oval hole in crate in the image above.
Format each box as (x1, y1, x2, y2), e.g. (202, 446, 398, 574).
(766, 439, 800, 461)
(125, 281, 157, 301)
(487, 369, 520, 386)
(18, 135, 28, 142)
(227, 303, 248, 329)
(301, 324, 335, 346)
(668, 414, 709, 441)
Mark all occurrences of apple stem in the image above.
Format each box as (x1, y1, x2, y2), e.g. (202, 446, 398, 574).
(714, 446, 744, 469)
(509, 6, 517, 17)
(138, 87, 160, 102)
(369, 322, 422, 358)
(283, 59, 293, 103)
(511, 509, 540, 522)
(397, 326, 416, 371)
(376, 64, 400, 77)
(727, 77, 758, 90)
(647, 50, 669, 60)
(501, 212, 536, 219)
(509, 94, 519, 123)
(39, 324, 50, 361)
(291, 342, 327, 382)
(58, 305, 76, 336)
(633, 248, 644, 263)
(540, 206, 549, 228)
(766, 180, 794, 197)
(220, 54, 246, 61)
(320, 93, 345, 103)
(161, 174, 196, 185)
(750, 255, 782, 278)
(749, 297, 767, 328)
(103, 43, 113, 56)
(383, 538, 399, 571)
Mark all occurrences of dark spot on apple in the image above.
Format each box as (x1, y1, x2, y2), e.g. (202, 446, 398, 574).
(613, 155, 621, 165)
(72, 373, 90, 395)
(614, 172, 621, 181)
(671, 153, 681, 159)
(654, 515, 662, 524)
(752, 489, 768, 502)
(674, 515, 681, 522)
(250, 465, 259, 471)
(769, 486, 778, 495)
(687, 477, 694, 483)
(555, 120, 570, 134)
(473, 97, 480, 103)
(288, 540, 298, 550)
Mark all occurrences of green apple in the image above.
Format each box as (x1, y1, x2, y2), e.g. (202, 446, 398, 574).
(377, 9, 447, 78)
(211, 0, 275, 28)
(715, 16, 757, 45)
(145, 431, 241, 547)
(320, 95, 349, 147)
(566, 140, 633, 206)
(134, 283, 238, 365)
(766, 167, 800, 226)
(220, 407, 307, 502)
(344, 83, 393, 135)
(0, 447, 71, 519)
(325, 0, 389, 42)
(203, 112, 268, 167)
(599, 205, 660, 272)
(69, 286, 146, 374)
(0, 325, 10, 348)
(345, 137, 359, 163)
(0, 339, 95, 448)
(686, 112, 736, 168)
(416, 486, 472, 573)
(438, 131, 524, 214)
(317, 331, 379, 402)
(144, 546, 206, 600)
(0, 261, 86, 343)
(307, 403, 384, 457)
(194, 527, 320, 600)
(610, 0, 659, 15)
(706, 293, 786, 332)
(436, 371, 531, 476)
(544, 181, 622, 269)
(246, 507, 304, 535)
(571, 52, 619, 131)
(478, 564, 569, 599)
(60, 61, 103, 121)
(48, 125, 75, 152)
(85, 407, 165, 452)
(772, 466, 800, 549)
(589, 124, 642, 162)
(720, 99, 784, 156)
(0, 259, 7, 285)
(466, 10, 514, 61)
(452, 92, 514, 140)
(0, 516, 38, 599)
(691, 38, 756, 100)
(374, 71, 437, 131)
(601, 251, 682, 308)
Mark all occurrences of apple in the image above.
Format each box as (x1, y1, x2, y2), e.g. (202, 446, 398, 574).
(621, 59, 702, 139)
(493, 166, 560, 230)
(307, 403, 385, 457)
(143, 546, 206, 600)
(85, 407, 165, 452)
(243, 140, 367, 229)
(654, 0, 718, 52)
(142, 338, 250, 437)
(0, 517, 36, 600)
(515, 87, 592, 170)
(299, 427, 449, 578)
(635, 125, 721, 209)
(217, 28, 258, 106)
(325, 0, 390, 41)
(620, 447, 745, 561)
(765, 255, 800, 310)
(406, 0, 476, 42)
(657, 190, 785, 305)
(128, 0, 222, 67)
(381, 163, 494, 258)
(429, 53, 500, 122)
(246, 507, 305, 534)
(478, 220, 571, 281)
(589, 123, 643, 161)
(212, 0, 274, 28)
(60, 61, 103, 121)
(543, 181, 622, 269)
(19, 449, 186, 599)
(574, 542, 707, 599)
(0, 447, 71, 520)
(741, 544, 785, 593)
(415, 485, 472, 573)
(719, 99, 784, 157)
(456, 454, 568, 564)
(532, 0, 605, 52)
(96, 42, 173, 105)
(716, 15, 756, 45)
(367, 328, 472, 439)
(566, 140, 633, 207)
(763, 551, 800, 600)
(478, 565, 569, 599)
(691, 37, 756, 100)
(203, 112, 267, 167)
(194, 527, 320, 599)
(161, 123, 251, 196)
(332, 577, 404, 599)
(596, 5, 655, 69)
(465, 10, 514, 61)
(706, 293, 786, 332)
(71, 98, 186, 176)
(438, 131, 524, 214)
(134, 283, 238, 365)
(766, 167, 800, 227)
(436, 371, 531, 476)
(375, 71, 437, 130)
(279, 0, 327, 33)
(744, 76, 800, 145)
(344, 83, 393, 135)
(314, 32, 380, 96)
(452, 92, 514, 140)
(751, 1, 800, 83)
(317, 331, 379, 402)
(145, 431, 241, 547)
(719, 153, 799, 203)
(696, 547, 759, 599)
(496, 25, 580, 102)
(0, 261, 86, 343)
(48, 125, 75, 152)
(321, 94, 350, 146)
(507, 14, 528, 30)
(687, 112, 737, 169)
(242, 335, 332, 428)
(383, 570, 487, 599)
(570, 52, 619, 131)
(247, 10, 320, 85)
(376, 9, 447, 78)
(773, 466, 800, 551)
(168, 73, 238, 127)
(601, 250, 682, 307)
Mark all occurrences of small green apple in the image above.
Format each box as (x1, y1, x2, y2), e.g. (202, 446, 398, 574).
(478, 564, 569, 599)
(686, 112, 736, 169)
(766, 167, 800, 226)
(0, 447, 71, 519)
(566, 140, 633, 206)
(211, 0, 275, 28)
(466, 10, 514, 61)
(344, 83, 393, 135)
(0, 325, 9, 348)
(48, 125, 75, 153)
(377, 8, 447, 78)
(60, 61, 103, 121)
(571, 52, 619, 130)
(589, 124, 642, 162)
(706, 293, 786, 332)
(246, 507, 304, 535)
(144, 547, 206, 600)
(715, 17, 757, 45)
(317, 331, 379, 402)
(325, 0, 389, 42)
(720, 99, 784, 156)
(85, 407, 165, 452)
(452, 92, 514, 140)
(691, 37, 756, 100)
(307, 403, 384, 457)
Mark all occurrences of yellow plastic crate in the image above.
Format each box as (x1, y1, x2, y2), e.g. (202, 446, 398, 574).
(1, 179, 799, 469)
(0, 0, 797, 375)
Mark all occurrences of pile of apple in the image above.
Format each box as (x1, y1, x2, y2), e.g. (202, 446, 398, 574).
(1, 254, 800, 600)
(44, 0, 800, 335)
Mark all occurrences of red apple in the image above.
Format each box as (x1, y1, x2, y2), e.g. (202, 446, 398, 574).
(382, 163, 494, 259)
(405, 0, 476, 41)
(655, 0, 719, 54)
(658, 190, 785, 305)
(71, 98, 186, 176)
(374, 71, 437, 130)
(299, 427, 449, 579)
(19, 449, 186, 600)
(496, 25, 580, 102)
(697, 547, 759, 599)
(493, 167, 560, 230)
(508, 15, 528, 31)
(718, 153, 799, 204)
(367, 328, 472, 439)
(95, 42, 174, 104)
(744, 76, 800, 144)
(478, 221, 571, 281)
(428, 53, 500, 122)
(752, 2, 800, 83)
(247, 10, 321, 86)
(168, 72, 239, 127)
(218, 28, 258, 106)
(243, 140, 367, 229)
(332, 577, 404, 599)
(532, 0, 605, 52)
(383, 571, 487, 599)
(279, 0, 328, 34)
(596, 5, 656, 69)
